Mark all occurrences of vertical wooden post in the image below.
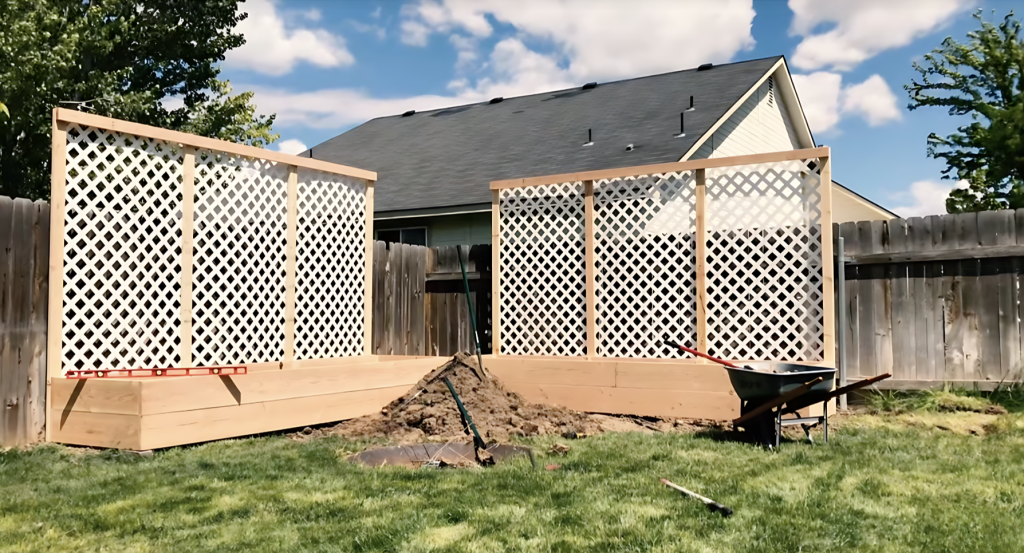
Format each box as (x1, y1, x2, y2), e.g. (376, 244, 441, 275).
(491, 189, 501, 355)
(584, 180, 597, 357)
(283, 165, 298, 367)
(179, 147, 196, 367)
(694, 168, 708, 355)
(820, 154, 836, 367)
(45, 110, 68, 442)
(364, 181, 375, 356)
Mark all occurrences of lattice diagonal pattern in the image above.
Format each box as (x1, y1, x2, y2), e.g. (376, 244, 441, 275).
(61, 124, 183, 373)
(594, 172, 697, 358)
(499, 183, 586, 356)
(295, 170, 366, 359)
(704, 158, 824, 361)
(191, 152, 288, 366)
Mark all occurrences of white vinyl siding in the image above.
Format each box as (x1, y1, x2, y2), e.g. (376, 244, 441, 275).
(690, 76, 801, 160)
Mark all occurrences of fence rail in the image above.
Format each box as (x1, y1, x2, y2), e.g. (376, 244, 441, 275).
(0, 198, 49, 448)
(837, 209, 1024, 388)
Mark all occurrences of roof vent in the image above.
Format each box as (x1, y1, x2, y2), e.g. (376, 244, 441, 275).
(583, 128, 593, 147)
(582, 82, 597, 90)
(489, 97, 504, 104)
(402, 110, 416, 117)
(625, 143, 635, 152)
(697, 63, 714, 71)
(686, 95, 695, 111)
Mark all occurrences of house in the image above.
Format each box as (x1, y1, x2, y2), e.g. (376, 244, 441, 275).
(309, 55, 893, 247)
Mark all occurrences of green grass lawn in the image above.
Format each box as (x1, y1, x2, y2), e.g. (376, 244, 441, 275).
(3, 414, 1024, 553)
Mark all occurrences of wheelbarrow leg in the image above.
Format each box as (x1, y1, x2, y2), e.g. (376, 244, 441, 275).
(824, 407, 829, 444)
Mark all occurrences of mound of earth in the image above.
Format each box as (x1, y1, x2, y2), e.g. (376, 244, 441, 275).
(322, 353, 603, 444)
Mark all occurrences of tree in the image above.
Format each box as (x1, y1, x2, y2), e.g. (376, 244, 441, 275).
(0, 0, 278, 201)
(905, 10, 1024, 213)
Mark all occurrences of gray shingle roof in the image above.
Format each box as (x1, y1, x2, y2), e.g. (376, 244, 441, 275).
(311, 56, 783, 213)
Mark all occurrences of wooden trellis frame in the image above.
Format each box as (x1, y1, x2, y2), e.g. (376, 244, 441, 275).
(490, 147, 835, 366)
(46, 109, 378, 442)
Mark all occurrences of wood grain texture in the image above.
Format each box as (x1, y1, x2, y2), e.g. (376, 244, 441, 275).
(490, 145, 830, 189)
(48, 410, 142, 450)
(694, 169, 708, 353)
(491, 190, 501, 354)
(364, 183, 375, 355)
(584, 180, 597, 356)
(54, 108, 376, 181)
(179, 147, 196, 367)
(45, 116, 68, 443)
(507, 383, 739, 420)
(819, 157, 835, 366)
(282, 166, 299, 366)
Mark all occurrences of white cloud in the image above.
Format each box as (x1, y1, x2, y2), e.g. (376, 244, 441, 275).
(400, 0, 756, 82)
(841, 75, 902, 126)
(254, 1, 757, 131)
(350, 20, 387, 40)
(792, 72, 843, 133)
(792, 72, 902, 132)
(275, 139, 308, 155)
(788, 0, 975, 71)
(226, 0, 355, 76)
(892, 179, 969, 217)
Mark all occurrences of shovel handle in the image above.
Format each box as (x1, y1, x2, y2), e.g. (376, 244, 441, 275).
(662, 337, 744, 369)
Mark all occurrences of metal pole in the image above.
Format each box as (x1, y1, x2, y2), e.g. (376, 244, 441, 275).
(837, 236, 847, 410)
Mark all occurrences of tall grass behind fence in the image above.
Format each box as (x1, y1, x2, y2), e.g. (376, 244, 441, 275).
(0, 197, 49, 448)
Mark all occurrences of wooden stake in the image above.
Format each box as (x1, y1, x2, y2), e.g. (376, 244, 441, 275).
(695, 169, 708, 355)
(283, 166, 298, 367)
(491, 190, 501, 355)
(45, 111, 68, 442)
(364, 181, 375, 356)
(584, 180, 597, 357)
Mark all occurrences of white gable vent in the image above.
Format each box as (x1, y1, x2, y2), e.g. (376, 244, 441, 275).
(767, 76, 775, 108)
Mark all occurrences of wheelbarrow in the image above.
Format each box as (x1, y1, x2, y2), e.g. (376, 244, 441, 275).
(663, 337, 890, 447)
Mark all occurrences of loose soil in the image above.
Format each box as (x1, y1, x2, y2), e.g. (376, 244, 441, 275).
(308, 353, 721, 444)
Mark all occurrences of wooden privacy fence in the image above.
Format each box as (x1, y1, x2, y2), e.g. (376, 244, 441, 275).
(0, 198, 49, 447)
(838, 209, 1024, 389)
(490, 147, 835, 363)
(371, 242, 491, 356)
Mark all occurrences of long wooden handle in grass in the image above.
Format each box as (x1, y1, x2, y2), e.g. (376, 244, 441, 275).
(732, 377, 824, 426)
(661, 479, 733, 517)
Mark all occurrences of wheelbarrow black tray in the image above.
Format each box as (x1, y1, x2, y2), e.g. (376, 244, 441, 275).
(726, 363, 836, 403)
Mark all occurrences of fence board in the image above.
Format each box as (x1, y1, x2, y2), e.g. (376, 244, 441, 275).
(888, 218, 915, 380)
(0, 198, 49, 447)
(839, 222, 860, 377)
(837, 209, 1024, 388)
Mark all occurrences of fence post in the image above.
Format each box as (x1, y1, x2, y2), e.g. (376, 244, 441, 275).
(45, 110, 67, 442)
(820, 154, 835, 367)
(491, 190, 500, 355)
(283, 165, 298, 367)
(364, 181, 375, 356)
(179, 147, 196, 367)
(584, 180, 597, 357)
(837, 236, 847, 409)
(695, 168, 708, 355)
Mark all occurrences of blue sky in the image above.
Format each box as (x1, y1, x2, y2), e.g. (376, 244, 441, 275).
(217, 0, 1018, 217)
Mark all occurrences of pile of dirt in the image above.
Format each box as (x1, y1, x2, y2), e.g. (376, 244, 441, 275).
(317, 354, 663, 444)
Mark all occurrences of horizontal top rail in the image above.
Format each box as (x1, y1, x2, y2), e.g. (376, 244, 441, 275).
(54, 108, 377, 182)
(490, 146, 830, 190)
(847, 244, 1024, 265)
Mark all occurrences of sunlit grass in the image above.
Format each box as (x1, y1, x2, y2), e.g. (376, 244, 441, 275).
(2, 416, 1024, 552)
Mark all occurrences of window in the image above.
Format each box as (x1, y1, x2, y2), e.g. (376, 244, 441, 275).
(377, 227, 427, 246)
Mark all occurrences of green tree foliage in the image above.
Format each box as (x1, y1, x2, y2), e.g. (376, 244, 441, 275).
(905, 11, 1024, 213)
(0, 0, 278, 200)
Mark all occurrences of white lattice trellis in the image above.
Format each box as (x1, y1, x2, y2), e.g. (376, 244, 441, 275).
(294, 169, 367, 359)
(191, 152, 289, 366)
(704, 158, 824, 361)
(594, 172, 698, 358)
(61, 124, 183, 373)
(499, 182, 586, 356)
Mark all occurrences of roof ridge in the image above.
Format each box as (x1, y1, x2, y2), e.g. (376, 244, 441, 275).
(366, 55, 785, 122)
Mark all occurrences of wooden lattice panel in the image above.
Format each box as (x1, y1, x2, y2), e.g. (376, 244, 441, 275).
(294, 170, 367, 359)
(499, 183, 586, 356)
(61, 124, 184, 373)
(704, 158, 824, 361)
(594, 172, 697, 358)
(191, 152, 289, 366)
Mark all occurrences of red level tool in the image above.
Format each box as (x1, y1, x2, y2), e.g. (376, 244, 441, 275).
(65, 366, 247, 379)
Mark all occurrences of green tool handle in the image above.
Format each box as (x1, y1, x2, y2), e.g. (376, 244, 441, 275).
(443, 376, 487, 450)
(457, 246, 486, 372)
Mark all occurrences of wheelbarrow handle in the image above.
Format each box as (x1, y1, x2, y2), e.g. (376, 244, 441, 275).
(662, 336, 746, 370)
